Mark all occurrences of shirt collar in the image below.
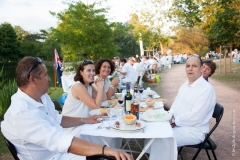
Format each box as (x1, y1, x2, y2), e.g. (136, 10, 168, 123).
(187, 76, 204, 87)
(17, 88, 45, 108)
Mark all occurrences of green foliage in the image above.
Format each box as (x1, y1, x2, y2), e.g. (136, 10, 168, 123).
(0, 22, 20, 61)
(51, 2, 118, 61)
(170, 0, 201, 27)
(207, 0, 240, 45)
(112, 22, 140, 57)
(0, 79, 17, 116)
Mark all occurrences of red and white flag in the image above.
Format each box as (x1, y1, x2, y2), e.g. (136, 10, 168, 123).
(54, 49, 62, 70)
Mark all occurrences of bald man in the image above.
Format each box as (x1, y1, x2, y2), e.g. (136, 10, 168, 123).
(148, 57, 216, 158)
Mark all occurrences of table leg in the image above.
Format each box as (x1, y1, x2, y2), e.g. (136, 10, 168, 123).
(100, 137, 110, 147)
(136, 138, 155, 160)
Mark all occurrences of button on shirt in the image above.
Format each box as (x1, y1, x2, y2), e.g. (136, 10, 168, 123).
(1, 88, 74, 160)
(169, 76, 216, 134)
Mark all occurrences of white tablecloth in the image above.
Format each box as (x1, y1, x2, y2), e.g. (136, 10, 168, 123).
(61, 74, 75, 92)
(78, 115, 177, 160)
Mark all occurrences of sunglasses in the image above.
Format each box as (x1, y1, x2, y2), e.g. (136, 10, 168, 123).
(28, 57, 42, 78)
(80, 60, 94, 66)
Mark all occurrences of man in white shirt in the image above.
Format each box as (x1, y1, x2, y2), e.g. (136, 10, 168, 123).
(1, 57, 132, 160)
(150, 56, 216, 151)
(119, 58, 138, 84)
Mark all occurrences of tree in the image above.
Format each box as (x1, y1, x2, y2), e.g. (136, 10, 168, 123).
(169, 26, 209, 56)
(112, 22, 140, 58)
(207, 0, 240, 46)
(51, 2, 118, 61)
(131, 0, 171, 54)
(170, 0, 202, 27)
(0, 22, 20, 61)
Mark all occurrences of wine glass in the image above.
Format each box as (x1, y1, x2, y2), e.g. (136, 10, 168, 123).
(107, 108, 115, 126)
(117, 108, 124, 120)
(138, 86, 144, 98)
(118, 97, 124, 106)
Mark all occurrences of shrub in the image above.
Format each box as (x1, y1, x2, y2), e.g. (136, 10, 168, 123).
(0, 79, 17, 116)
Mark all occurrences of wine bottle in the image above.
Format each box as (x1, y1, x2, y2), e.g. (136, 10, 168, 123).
(124, 82, 132, 112)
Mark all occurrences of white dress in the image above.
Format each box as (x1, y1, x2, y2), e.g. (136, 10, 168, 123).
(62, 81, 121, 148)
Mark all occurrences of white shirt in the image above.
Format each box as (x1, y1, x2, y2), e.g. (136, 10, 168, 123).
(94, 75, 110, 92)
(170, 76, 216, 134)
(1, 88, 74, 160)
(121, 62, 138, 83)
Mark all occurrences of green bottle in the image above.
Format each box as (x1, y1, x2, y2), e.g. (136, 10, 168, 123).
(124, 82, 132, 112)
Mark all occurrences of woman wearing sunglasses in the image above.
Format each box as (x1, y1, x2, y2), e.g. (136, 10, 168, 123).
(62, 60, 119, 148)
(94, 59, 120, 100)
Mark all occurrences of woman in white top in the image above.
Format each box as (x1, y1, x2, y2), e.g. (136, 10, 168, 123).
(62, 60, 104, 128)
(94, 59, 120, 100)
(62, 60, 119, 148)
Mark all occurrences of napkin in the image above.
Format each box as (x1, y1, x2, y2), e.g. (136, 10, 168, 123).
(143, 87, 158, 96)
(143, 110, 172, 121)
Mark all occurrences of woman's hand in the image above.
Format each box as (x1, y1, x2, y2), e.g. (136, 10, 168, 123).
(95, 77, 105, 89)
(111, 77, 120, 87)
(84, 115, 102, 124)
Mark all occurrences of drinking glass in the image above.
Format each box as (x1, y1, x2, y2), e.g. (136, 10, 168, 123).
(118, 97, 124, 106)
(117, 108, 124, 120)
(107, 108, 115, 125)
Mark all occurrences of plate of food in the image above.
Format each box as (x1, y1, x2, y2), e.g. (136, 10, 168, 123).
(111, 119, 146, 131)
(89, 108, 116, 118)
(141, 110, 172, 122)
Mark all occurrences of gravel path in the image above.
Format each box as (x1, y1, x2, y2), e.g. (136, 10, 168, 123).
(151, 64, 240, 160)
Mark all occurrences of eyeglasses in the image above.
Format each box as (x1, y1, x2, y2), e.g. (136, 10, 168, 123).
(80, 60, 94, 66)
(28, 57, 42, 78)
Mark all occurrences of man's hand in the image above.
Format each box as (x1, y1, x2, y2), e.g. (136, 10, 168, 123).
(104, 147, 133, 160)
(169, 118, 176, 128)
(84, 115, 102, 124)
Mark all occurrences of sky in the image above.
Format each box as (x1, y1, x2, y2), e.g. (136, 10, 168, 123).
(0, 0, 138, 33)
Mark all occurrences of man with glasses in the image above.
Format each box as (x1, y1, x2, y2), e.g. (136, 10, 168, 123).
(1, 57, 132, 160)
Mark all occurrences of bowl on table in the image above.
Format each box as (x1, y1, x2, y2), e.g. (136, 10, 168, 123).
(145, 99, 155, 107)
(123, 115, 136, 125)
(114, 93, 122, 99)
(108, 99, 118, 105)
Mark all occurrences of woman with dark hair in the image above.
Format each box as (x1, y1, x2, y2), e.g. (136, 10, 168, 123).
(62, 60, 105, 133)
(62, 60, 120, 148)
(94, 59, 120, 100)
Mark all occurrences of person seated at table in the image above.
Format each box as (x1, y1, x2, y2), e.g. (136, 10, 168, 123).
(61, 60, 120, 148)
(119, 58, 138, 84)
(147, 56, 216, 159)
(94, 59, 120, 100)
(201, 59, 217, 81)
(1, 56, 132, 160)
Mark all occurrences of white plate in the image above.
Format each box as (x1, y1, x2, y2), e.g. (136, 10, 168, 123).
(89, 109, 116, 118)
(111, 120, 146, 131)
(140, 101, 163, 109)
(141, 110, 172, 122)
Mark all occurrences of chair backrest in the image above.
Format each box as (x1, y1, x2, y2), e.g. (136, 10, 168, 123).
(52, 100, 62, 111)
(208, 103, 224, 137)
(2, 135, 20, 160)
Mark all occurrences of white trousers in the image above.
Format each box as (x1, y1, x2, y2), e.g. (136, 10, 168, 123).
(173, 126, 205, 147)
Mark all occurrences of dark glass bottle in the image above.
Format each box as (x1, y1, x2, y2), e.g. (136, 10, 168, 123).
(124, 82, 132, 112)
